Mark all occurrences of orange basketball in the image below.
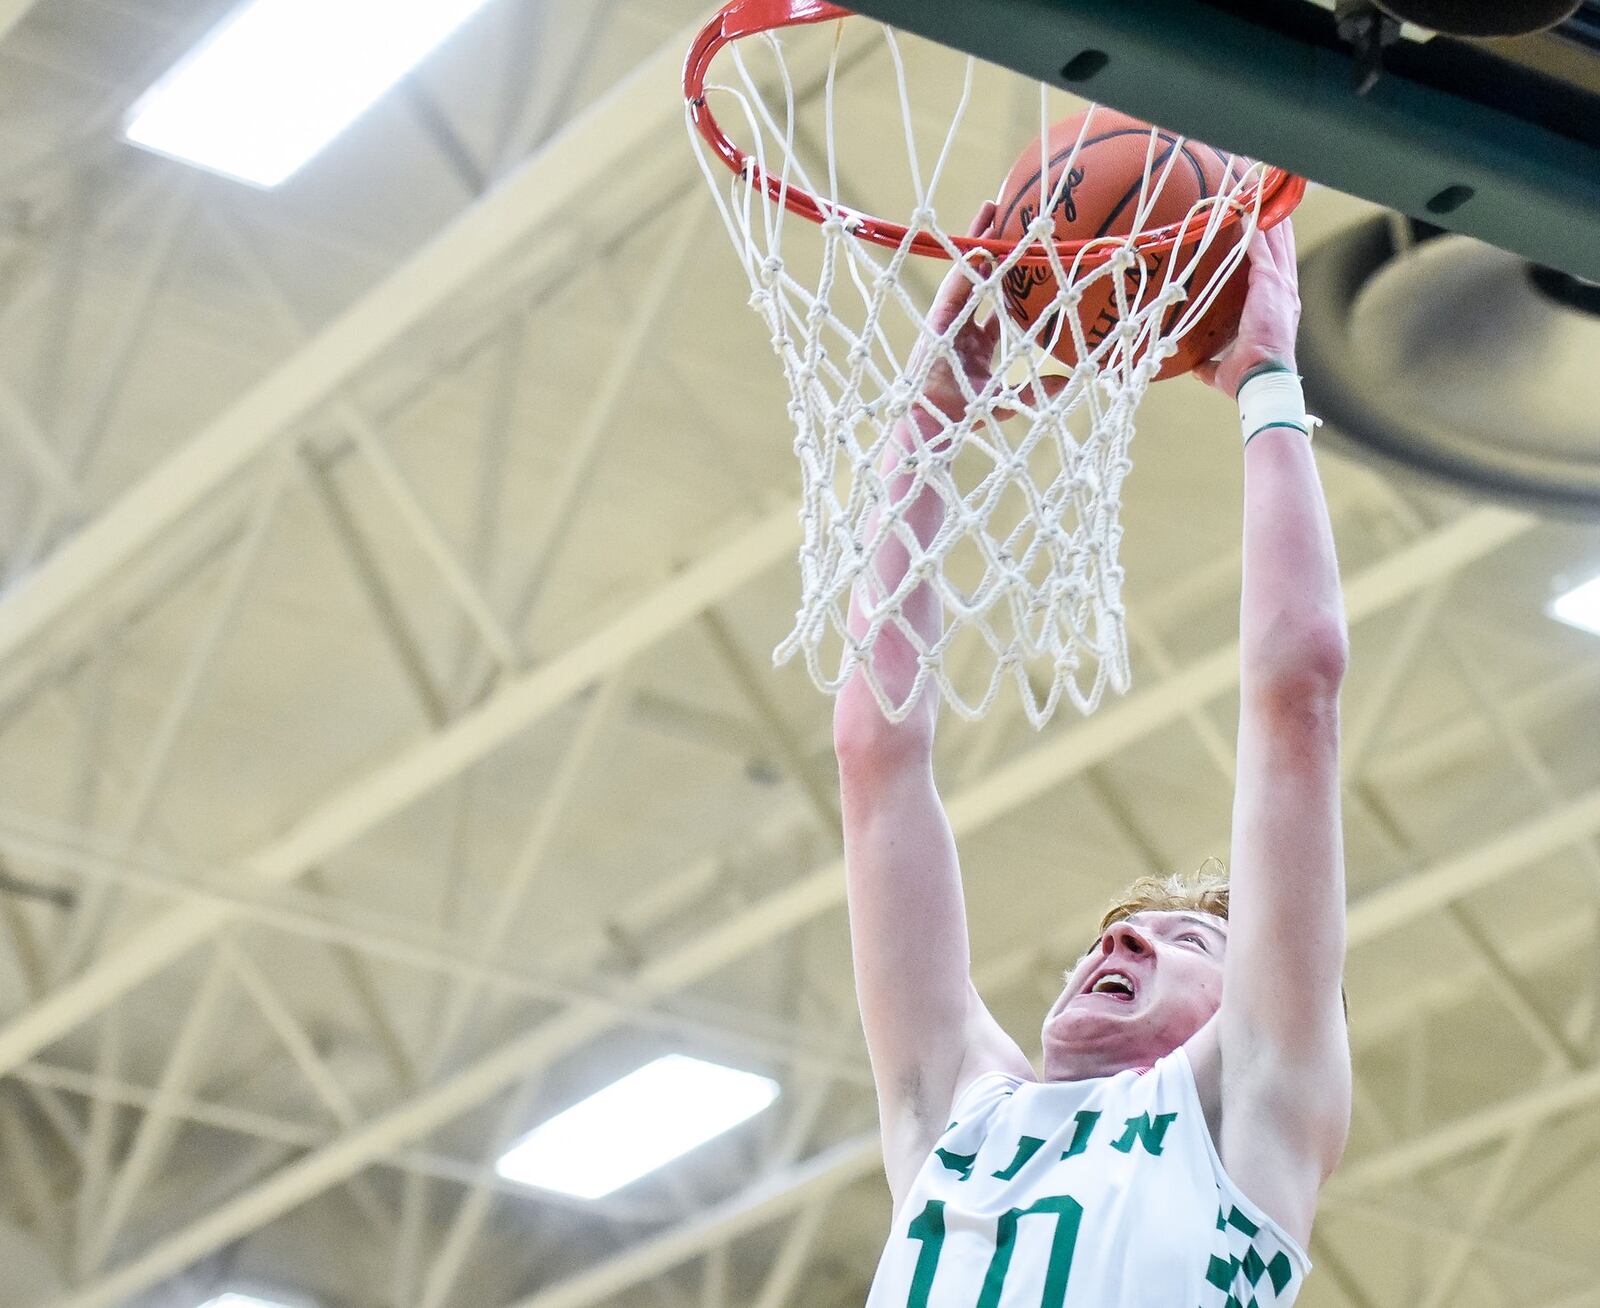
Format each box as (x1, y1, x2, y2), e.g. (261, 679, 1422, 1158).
(994, 107, 1251, 381)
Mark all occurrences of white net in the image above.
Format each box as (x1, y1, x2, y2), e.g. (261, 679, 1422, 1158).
(687, 10, 1282, 727)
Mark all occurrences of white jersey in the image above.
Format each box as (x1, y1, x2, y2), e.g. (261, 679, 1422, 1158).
(864, 1046, 1311, 1308)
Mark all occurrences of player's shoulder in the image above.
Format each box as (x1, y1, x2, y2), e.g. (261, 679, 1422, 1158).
(938, 991, 1036, 1120)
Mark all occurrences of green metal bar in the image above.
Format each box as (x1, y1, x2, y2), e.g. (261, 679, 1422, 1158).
(844, 0, 1600, 281)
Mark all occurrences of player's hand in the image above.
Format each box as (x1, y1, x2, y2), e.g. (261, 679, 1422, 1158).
(908, 204, 1063, 434)
(908, 203, 1004, 428)
(1193, 217, 1301, 398)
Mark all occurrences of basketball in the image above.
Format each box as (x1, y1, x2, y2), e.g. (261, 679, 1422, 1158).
(994, 107, 1252, 380)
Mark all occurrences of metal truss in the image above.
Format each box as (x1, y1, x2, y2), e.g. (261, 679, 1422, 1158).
(0, 9, 700, 686)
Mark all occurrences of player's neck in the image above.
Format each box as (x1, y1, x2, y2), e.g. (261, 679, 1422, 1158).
(1044, 1050, 1161, 1082)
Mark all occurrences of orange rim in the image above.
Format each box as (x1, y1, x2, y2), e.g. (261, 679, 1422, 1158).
(685, 0, 1306, 268)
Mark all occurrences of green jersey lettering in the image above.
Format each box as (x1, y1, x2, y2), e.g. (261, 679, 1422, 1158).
(991, 1135, 1045, 1181)
(1059, 1110, 1101, 1160)
(903, 1194, 1083, 1308)
(1109, 1111, 1179, 1156)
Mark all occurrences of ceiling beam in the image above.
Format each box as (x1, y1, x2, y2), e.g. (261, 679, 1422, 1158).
(0, 501, 801, 1081)
(11, 1058, 665, 1222)
(0, 14, 701, 674)
(1333, 1063, 1600, 1193)
(0, 803, 867, 1088)
(1345, 785, 1600, 946)
(1319, 1197, 1600, 1283)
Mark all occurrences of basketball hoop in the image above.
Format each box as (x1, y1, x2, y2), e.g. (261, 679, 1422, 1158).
(686, 0, 1305, 726)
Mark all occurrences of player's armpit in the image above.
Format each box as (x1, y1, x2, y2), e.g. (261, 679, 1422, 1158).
(877, 983, 1035, 1208)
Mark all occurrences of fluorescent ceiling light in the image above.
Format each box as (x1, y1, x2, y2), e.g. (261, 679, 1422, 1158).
(1551, 572, 1600, 636)
(497, 1055, 780, 1199)
(124, 0, 495, 187)
(197, 1295, 302, 1308)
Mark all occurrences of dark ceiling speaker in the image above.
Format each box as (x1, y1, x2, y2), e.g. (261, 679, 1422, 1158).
(1298, 215, 1600, 516)
(1367, 0, 1583, 36)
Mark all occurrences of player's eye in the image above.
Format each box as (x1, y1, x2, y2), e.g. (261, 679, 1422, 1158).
(1180, 933, 1208, 950)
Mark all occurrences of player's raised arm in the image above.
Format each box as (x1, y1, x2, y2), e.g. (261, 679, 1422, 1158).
(1196, 218, 1352, 1243)
(834, 205, 1034, 1204)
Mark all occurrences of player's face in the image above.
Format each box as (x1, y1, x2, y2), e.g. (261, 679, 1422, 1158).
(1039, 910, 1227, 1080)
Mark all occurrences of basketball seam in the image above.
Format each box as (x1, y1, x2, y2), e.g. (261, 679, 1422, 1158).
(1092, 140, 1207, 241)
(997, 128, 1204, 235)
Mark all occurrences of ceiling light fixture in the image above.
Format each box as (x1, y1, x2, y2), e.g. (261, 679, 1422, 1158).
(1550, 572, 1600, 636)
(124, 0, 495, 187)
(496, 1055, 780, 1199)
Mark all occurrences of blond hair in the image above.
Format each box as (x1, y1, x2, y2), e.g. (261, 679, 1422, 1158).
(1095, 856, 1230, 940)
(1073, 856, 1348, 1020)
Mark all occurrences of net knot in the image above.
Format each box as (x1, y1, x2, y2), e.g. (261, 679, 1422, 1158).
(759, 254, 783, 282)
(910, 205, 937, 230)
(883, 377, 916, 419)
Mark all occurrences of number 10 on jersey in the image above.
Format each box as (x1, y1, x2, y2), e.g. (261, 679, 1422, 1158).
(905, 1195, 1084, 1308)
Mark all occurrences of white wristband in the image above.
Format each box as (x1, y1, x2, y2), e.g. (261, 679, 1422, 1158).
(1237, 369, 1322, 447)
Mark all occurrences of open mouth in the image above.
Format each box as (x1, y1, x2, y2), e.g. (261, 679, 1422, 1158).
(1083, 971, 1136, 1002)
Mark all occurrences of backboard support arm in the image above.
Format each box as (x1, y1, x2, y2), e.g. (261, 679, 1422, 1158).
(842, 0, 1600, 281)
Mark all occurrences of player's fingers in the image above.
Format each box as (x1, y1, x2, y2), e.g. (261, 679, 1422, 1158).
(930, 204, 1000, 334)
(1014, 373, 1070, 411)
(1191, 358, 1219, 390)
(1266, 219, 1298, 282)
(974, 314, 1002, 357)
(930, 235, 993, 332)
(1275, 217, 1299, 286)
(966, 201, 997, 241)
(929, 261, 981, 334)
(1238, 229, 1270, 288)
(1249, 226, 1282, 281)
(1038, 373, 1070, 405)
